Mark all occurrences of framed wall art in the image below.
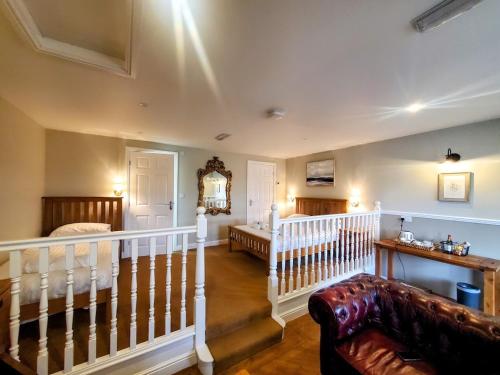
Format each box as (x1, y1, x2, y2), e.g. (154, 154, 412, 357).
(438, 172, 472, 202)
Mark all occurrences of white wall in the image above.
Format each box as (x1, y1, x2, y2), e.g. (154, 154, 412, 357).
(286, 120, 500, 298)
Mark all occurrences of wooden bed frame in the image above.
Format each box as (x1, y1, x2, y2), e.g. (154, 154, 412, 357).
(21, 197, 122, 321)
(228, 197, 348, 268)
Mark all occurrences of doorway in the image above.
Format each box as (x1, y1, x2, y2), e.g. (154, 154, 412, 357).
(246, 161, 276, 225)
(126, 148, 178, 256)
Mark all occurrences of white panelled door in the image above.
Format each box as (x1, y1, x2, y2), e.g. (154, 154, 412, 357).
(128, 151, 175, 255)
(247, 161, 276, 225)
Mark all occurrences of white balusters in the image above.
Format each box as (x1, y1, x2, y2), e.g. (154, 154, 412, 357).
(360, 216, 365, 270)
(311, 221, 316, 284)
(165, 235, 173, 335)
(149, 237, 157, 343)
(280, 224, 286, 295)
(0, 210, 209, 374)
(329, 219, 334, 279)
(322, 220, 328, 281)
(65, 244, 75, 373)
(340, 217, 345, 275)
(335, 218, 340, 277)
(304, 221, 309, 287)
(288, 223, 294, 293)
(317, 220, 322, 282)
(37, 247, 49, 375)
(130, 239, 138, 350)
(354, 216, 360, 270)
(268, 204, 280, 316)
(110, 240, 120, 357)
(88, 242, 98, 364)
(9, 250, 21, 362)
(180, 233, 188, 330)
(296, 222, 302, 290)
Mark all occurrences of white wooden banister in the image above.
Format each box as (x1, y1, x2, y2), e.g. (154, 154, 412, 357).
(267, 202, 382, 320)
(1, 210, 212, 375)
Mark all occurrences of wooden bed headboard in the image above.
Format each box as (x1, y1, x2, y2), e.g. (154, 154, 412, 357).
(41, 197, 123, 236)
(295, 197, 348, 216)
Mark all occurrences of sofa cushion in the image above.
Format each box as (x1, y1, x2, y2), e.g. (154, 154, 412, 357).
(335, 328, 438, 375)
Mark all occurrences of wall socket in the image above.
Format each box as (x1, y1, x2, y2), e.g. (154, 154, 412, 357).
(401, 215, 413, 223)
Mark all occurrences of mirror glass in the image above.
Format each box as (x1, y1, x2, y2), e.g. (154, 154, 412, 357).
(202, 171, 228, 209)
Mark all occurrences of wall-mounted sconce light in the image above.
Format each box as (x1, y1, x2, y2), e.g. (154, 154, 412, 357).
(445, 148, 461, 163)
(350, 188, 361, 208)
(113, 177, 124, 197)
(287, 193, 295, 204)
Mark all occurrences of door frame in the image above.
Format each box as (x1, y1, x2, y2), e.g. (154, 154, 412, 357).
(124, 147, 179, 233)
(246, 160, 277, 224)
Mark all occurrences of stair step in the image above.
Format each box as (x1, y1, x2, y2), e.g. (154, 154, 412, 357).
(207, 317, 283, 374)
(206, 302, 271, 341)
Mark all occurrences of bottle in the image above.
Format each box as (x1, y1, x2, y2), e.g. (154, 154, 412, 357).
(446, 235, 453, 244)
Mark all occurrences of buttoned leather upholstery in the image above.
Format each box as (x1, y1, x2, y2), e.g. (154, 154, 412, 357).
(309, 274, 500, 375)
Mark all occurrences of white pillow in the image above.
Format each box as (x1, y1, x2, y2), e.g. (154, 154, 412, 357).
(286, 214, 310, 219)
(49, 222, 111, 237)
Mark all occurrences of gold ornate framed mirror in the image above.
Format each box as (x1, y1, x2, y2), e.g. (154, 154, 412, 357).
(197, 157, 232, 215)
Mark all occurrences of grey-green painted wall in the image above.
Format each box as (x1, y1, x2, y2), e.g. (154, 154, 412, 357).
(45, 130, 287, 243)
(286, 120, 500, 298)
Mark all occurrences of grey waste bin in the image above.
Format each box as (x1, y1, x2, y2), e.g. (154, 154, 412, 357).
(456, 282, 480, 309)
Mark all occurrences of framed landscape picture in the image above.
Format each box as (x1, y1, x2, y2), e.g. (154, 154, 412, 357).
(306, 159, 335, 186)
(438, 172, 472, 202)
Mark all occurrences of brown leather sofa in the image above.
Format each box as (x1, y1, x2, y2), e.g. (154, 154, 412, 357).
(309, 273, 500, 375)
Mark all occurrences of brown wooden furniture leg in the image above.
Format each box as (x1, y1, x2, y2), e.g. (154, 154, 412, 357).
(483, 269, 498, 316)
(228, 226, 233, 252)
(387, 249, 394, 280)
(375, 244, 382, 277)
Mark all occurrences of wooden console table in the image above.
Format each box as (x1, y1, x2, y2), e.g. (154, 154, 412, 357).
(374, 239, 500, 316)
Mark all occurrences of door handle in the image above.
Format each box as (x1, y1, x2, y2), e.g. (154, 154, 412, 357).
(169, 201, 174, 210)
(249, 199, 253, 207)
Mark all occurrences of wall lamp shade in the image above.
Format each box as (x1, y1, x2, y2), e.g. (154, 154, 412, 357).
(445, 148, 461, 162)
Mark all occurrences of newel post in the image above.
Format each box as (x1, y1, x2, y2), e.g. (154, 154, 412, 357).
(194, 207, 207, 348)
(268, 204, 279, 316)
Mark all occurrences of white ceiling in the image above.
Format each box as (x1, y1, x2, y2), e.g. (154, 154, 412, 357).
(1, 0, 499, 158)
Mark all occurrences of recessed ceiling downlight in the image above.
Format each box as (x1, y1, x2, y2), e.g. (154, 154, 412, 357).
(215, 133, 231, 141)
(405, 102, 426, 113)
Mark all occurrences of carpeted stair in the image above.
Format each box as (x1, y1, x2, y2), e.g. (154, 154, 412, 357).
(203, 247, 284, 373)
(207, 315, 283, 373)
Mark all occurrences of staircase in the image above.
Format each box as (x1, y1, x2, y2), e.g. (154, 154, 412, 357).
(207, 304, 282, 373)
(203, 247, 284, 373)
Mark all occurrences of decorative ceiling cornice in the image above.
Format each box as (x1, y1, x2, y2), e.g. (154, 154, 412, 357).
(1, 0, 141, 78)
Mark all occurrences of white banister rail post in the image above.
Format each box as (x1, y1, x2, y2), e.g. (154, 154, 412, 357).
(268, 204, 279, 316)
(194, 207, 213, 375)
(194, 206, 207, 348)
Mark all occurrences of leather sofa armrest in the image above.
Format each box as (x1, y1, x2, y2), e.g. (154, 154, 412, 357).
(308, 274, 380, 341)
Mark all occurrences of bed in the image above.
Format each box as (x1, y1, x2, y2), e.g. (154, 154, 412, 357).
(0, 196, 122, 321)
(228, 197, 349, 267)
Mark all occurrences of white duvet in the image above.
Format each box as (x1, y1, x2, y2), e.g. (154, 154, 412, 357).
(0, 242, 112, 305)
